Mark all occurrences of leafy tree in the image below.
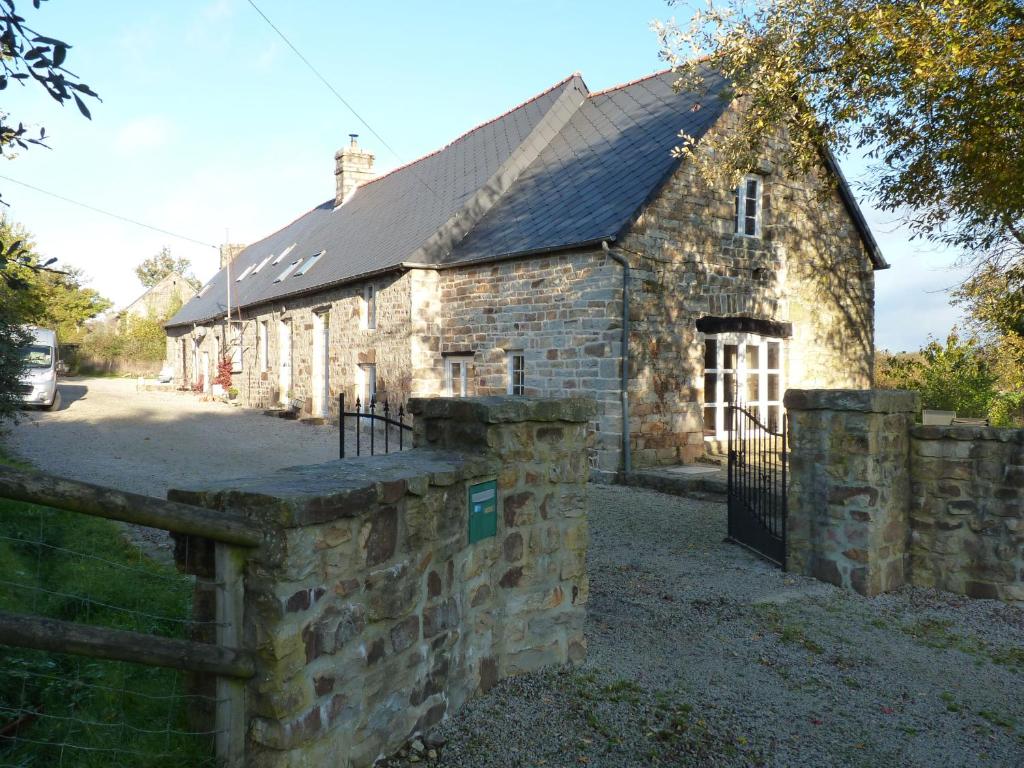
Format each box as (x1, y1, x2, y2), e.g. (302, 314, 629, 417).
(0, 302, 31, 420)
(134, 247, 201, 291)
(656, 0, 1024, 277)
(878, 331, 1001, 421)
(1, 0, 99, 289)
(0, 219, 111, 343)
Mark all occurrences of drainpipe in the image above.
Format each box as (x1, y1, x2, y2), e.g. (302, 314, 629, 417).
(602, 240, 631, 476)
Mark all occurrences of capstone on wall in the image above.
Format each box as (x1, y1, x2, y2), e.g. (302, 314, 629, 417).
(617, 107, 876, 466)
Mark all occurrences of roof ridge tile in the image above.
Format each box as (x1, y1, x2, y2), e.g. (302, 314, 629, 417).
(360, 72, 587, 189)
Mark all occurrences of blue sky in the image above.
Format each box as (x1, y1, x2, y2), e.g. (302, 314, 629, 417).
(2, 0, 966, 351)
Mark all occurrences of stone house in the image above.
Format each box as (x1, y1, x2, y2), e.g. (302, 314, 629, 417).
(122, 271, 198, 321)
(165, 67, 886, 477)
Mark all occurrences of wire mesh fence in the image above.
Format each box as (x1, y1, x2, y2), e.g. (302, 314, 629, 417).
(0, 496, 220, 766)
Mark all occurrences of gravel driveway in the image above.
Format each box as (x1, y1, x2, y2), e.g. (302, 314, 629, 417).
(428, 485, 1024, 767)
(4, 377, 343, 498)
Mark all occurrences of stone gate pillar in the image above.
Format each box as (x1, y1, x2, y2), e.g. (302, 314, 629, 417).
(784, 389, 918, 595)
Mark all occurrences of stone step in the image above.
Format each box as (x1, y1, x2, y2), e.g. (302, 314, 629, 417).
(622, 465, 728, 501)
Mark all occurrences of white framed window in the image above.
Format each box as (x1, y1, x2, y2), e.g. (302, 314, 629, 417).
(271, 243, 296, 266)
(702, 334, 783, 437)
(258, 320, 268, 373)
(507, 350, 525, 396)
(229, 324, 242, 373)
(294, 250, 325, 277)
(445, 355, 472, 397)
(735, 175, 762, 237)
(357, 363, 377, 405)
(273, 259, 302, 283)
(251, 255, 272, 275)
(363, 284, 377, 330)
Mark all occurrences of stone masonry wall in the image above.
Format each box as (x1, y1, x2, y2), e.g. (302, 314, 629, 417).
(618, 107, 876, 466)
(786, 389, 1024, 603)
(785, 389, 917, 596)
(167, 271, 413, 419)
(170, 396, 591, 767)
(909, 425, 1024, 601)
(416, 252, 623, 475)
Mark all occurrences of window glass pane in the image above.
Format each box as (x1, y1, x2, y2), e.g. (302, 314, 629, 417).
(767, 341, 780, 369)
(746, 374, 759, 402)
(767, 373, 780, 401)
(703, 339, 717, 369)
(767, 405, 781, 432)
(703, 406, 717, 436)
(723, 373, 735, 404)
(703, 373, 718, 403)
(746, 178, 758, 199)
(745, 197, 757, 218)
(745, 344, 759, 369)
(723, 344, 738, 370)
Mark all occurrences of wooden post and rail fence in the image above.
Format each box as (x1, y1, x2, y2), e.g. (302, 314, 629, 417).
(0, 465, 261, 766)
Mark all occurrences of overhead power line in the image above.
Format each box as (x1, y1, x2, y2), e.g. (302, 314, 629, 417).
(0, 174, 219, 249)
(244, 0, 442, 200)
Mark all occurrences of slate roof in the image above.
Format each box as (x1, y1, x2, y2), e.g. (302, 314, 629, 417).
(167, 67, 883, 328)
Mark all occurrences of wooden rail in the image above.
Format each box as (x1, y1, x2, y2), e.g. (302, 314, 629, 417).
(0, 611, 255, 679)
(0, 466, 262, 547)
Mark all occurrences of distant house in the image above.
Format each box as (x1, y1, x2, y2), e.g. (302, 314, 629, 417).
(122, 272, 197, 322)
(166, 67, 885, 478)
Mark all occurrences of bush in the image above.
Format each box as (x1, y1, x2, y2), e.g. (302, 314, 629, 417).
(877, 330, 1017, 424)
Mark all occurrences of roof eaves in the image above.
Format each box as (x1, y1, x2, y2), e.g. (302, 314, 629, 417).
(821, 147, 888, 269)
(164, 264, 413, 328)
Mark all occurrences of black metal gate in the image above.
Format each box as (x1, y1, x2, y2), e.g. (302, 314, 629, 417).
(726, 404, 787, 567)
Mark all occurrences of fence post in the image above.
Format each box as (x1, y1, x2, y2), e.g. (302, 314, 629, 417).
(339, 393, 345, 459)
(215, 542, 246, 767)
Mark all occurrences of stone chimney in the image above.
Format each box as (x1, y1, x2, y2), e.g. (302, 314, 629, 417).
(335, 134, 375, 206)
(219, 243, 247, 270)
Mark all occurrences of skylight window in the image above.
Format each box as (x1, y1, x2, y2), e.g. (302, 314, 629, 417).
(273, 259, 303, 283)
(251, 255, 272, 275)
(271, 243, 296, 266)
(197, 283, 211, 297)
(235, 264, 255, 282)
(293, 250, 325, 277)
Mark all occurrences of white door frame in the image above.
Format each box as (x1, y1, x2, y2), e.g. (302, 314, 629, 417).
(278, 319, 291, 405)
(311, 313, 330, 417)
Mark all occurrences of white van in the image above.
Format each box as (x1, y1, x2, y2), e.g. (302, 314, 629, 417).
(20, 327, 59, 409)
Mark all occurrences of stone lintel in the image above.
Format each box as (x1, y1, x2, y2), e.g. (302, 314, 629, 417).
(408, 396, 597, 424)
(911, 425, 1024, 443)
(784, 388, 919, 414)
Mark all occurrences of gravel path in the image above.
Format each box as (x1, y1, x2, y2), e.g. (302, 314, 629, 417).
(427, 485, 1024, 767)
(4, 377, 346, 498)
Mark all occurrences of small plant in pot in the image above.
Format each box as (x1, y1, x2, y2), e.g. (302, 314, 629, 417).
(228, 386, 239, 400)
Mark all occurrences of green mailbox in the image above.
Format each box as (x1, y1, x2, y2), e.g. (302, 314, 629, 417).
(467, 479, 498, 544)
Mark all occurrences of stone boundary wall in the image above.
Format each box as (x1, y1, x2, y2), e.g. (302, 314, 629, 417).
(786, 389, 1024, 603)
(910, 425, 1024, 601)
(171, 396, 592, 767)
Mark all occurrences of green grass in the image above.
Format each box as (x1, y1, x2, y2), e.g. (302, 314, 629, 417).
(0, 445, 214, 767)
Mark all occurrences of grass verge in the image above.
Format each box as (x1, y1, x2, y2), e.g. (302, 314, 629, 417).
(0, 443, 214, 767)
